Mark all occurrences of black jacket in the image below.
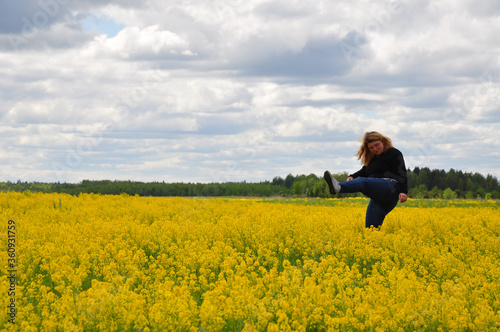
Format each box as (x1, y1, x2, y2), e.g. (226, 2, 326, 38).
(349, 147, 408, 194)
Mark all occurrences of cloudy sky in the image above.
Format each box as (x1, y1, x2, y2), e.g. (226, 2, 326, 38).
(0, 0, 499, 184)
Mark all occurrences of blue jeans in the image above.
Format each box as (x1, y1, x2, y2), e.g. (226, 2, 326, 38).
(339, 177, 399, 228)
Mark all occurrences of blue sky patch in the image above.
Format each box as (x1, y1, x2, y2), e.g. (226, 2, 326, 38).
(358, 110, 381, 119)
(82, 15, 125, 38)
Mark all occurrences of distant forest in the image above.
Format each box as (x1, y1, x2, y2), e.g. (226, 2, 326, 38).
(1, 167, 499, 199)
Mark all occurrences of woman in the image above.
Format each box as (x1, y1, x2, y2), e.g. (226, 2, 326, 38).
(324, 131, 408, 228)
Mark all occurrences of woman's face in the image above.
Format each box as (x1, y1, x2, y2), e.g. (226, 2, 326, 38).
(367, 140, 384, 155)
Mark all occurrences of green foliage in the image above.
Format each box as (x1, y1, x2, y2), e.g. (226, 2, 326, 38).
(409, 167, 499, 199)
(0, 168, 498, 199)
(443, 188, 457, 199)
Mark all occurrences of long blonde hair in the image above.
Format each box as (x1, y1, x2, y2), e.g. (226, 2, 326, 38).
(356, 131, 394, 166)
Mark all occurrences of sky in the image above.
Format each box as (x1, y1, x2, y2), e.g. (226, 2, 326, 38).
(0, 0, 499, 184)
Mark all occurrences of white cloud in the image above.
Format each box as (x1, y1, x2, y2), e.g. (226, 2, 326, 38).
(91, 25, 196, 59)
(0, 0, 499, 183)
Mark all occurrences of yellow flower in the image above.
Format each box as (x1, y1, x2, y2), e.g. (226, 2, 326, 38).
(1, 192, 499, 331)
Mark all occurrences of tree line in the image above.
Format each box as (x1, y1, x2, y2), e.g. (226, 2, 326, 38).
(1, 167, 498, 199)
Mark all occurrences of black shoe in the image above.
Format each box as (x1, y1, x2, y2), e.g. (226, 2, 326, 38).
(324, 170, 340, 195)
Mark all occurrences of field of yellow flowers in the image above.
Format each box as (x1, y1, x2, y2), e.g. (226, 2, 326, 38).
(1, 192, 499, 331)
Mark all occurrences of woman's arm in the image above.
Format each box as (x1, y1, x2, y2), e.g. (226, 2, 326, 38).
(349, 166, 367, 180)
(384, 149, 408, 194)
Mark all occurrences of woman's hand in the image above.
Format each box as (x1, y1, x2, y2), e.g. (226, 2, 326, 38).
(399, 193, 408, 203)
(346, 176, 354, 181)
